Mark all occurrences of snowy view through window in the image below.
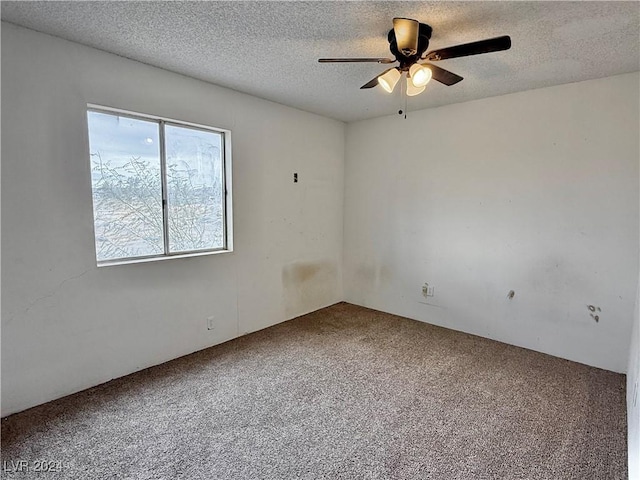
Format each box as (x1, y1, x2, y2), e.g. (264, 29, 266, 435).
(87, 110, 225, 262)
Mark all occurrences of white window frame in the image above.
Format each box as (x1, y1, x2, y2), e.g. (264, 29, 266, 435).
(87, 104, 233, 266)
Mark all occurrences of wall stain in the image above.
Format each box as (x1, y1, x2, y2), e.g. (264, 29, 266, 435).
(353, 262, 392, 294)
(282, 260, 337, 319)
(284, 262, 322, 284)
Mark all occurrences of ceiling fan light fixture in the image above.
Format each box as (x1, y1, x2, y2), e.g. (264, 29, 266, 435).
(406, 76, 426, 96)
(409, 63, 432, 88)
(378, 68, 401, 93)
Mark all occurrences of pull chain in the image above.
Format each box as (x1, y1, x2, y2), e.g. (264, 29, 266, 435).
(404, 84, 408, 119)
(398, 73, 408, 119)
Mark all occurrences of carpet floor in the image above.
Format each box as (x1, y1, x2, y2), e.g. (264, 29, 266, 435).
(1, 302, 628, 479)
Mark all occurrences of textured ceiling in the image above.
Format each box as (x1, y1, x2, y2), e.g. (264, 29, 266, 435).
(2, 1, 639, 122)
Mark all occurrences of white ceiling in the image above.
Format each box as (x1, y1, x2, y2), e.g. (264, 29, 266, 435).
(2, 1, 638, 122)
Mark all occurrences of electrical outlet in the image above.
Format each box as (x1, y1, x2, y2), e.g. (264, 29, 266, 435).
(422, 283, 434, 298)
(207, 316, 216, 331)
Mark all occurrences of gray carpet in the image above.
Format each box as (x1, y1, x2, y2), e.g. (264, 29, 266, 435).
(1, 303, 627, 479)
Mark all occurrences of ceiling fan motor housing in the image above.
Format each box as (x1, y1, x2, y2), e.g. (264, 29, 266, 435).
(388, 23, 432, 69)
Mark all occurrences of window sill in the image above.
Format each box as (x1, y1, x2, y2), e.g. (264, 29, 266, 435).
(97, 248, 233, 267)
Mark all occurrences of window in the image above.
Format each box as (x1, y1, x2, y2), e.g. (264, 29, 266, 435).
(86, 106, 232, 265)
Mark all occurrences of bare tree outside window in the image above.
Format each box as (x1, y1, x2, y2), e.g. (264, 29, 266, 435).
(87, 109, 229, 264)
(165, 124, 224, 253)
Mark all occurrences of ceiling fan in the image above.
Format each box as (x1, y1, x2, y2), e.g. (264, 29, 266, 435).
(319, 18, 511, 96)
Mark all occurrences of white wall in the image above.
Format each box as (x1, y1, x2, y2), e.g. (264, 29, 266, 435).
(344, 73, 639, 373)
(2, 20, 638, 420)
(1, 23, 345, 416)
(630, 275, 640, 478)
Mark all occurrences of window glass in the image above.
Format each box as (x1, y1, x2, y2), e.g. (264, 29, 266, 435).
(86, 108, 231, 265)
(165, 124, 224, 253)
(87, 111, 164, 261)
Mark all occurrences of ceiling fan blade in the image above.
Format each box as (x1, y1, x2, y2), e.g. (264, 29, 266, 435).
(425, 63, 464, 86)
(319, 58, 395, 64)
(393, 18, 419, 56)
(424, 35, 511, 61)
(360, 67, 395, 89)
